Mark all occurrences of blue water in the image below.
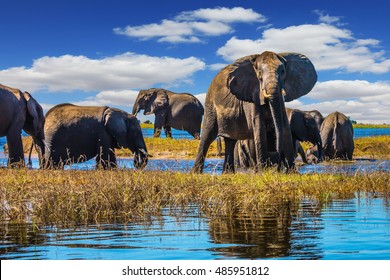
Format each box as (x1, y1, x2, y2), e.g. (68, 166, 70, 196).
(2, 127, 389, 151)
(1, 195, 389, 260)
(353, 128, 390, 138)
(0, 128, 389, 260)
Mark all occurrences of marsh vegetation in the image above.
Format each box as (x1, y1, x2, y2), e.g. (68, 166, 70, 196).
(1, 134, 389, 228)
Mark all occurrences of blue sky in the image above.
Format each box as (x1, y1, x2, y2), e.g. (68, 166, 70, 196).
(1, 0, 389, 123)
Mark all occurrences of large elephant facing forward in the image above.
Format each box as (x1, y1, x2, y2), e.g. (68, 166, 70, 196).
(0, 84, 45, 167)
(308, 111, 354, 161)
(192, 51, 317, 173)
(43, 104, 150, 169)
(132, 88, 204, 139)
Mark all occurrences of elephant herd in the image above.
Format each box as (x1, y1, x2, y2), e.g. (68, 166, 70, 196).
(0, 51, 354, 173)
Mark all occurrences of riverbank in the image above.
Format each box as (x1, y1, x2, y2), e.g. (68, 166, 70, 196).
(12, 134, 390, 159)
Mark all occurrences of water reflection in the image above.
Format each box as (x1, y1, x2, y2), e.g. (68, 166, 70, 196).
(208, 203, 295, 259)
(1, 195, 389, 260)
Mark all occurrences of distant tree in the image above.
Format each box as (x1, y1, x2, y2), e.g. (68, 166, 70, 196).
(143, 120, 152, 124)
(347, 116, 357, 124)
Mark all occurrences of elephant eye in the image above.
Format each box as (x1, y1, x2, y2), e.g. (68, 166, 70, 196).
(280, 67, 286, 78)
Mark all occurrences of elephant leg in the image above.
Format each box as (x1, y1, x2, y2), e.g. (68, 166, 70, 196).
(223, 138, 236, 173)
(6, 133, 25, 167)
(164, 126, 172, 138)
(281, 102, 295, 170)
(296, 141, 308, 163)
(96, 147, 117, 169)
(153, 112, 166, 138)
(253, 105, 267, 169)
(188, 129, 201, 140)
(216, 136, 223, 156)
(192, 110, 218, 173)
(153, 127, 162, 137)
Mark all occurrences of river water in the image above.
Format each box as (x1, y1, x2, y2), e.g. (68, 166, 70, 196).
(0, 128, 389, 260)
(1, 195, 390, 260)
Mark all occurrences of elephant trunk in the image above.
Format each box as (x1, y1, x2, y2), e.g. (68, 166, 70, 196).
(268, 91, 285, 170)
(316, 138, 324, 162)
(132, 102, 140, 116)
(133, 137, 151, 169)
(30, 136, 46, 168)
(132, 91, 145, 116)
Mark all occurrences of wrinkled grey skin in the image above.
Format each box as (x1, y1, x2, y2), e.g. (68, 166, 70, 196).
(234, 108, 323, 167)
(287, 108, 323, 163)
(307, 111, 354, 161)
(305, 110, 324, 131)
(192, 51, 317, 173)
(0, 84, 45, 167)
(43, 104, 150, 169)
(132, 88, 204, 139)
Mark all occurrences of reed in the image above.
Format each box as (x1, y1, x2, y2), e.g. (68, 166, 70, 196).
(1, 168, 389, 227)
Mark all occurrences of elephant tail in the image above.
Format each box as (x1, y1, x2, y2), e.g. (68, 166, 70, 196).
(332, 113, 342, 158)
(27, 141, 34, 167)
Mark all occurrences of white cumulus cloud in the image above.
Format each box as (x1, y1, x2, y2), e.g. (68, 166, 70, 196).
(287, 80, 390, 124)
(0, 52, 206, 92)
(216, 23, 390, 74)
(114, 7, 266, 43)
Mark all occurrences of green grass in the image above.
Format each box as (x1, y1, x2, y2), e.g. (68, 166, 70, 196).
(117, 137, 221, 158)
(353, 124, 390, 128)
(0, 168, 389, 227)
(8, 134, 390, 159)
(140, 123, 154, 129)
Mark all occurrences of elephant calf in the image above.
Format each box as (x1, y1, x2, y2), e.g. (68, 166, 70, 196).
(234, 107, 323, 168)
(43, 104, 150, 169)
(132, 88, 204, 139)
(286, 108, 323, 163)
(307, 111, 354, 161)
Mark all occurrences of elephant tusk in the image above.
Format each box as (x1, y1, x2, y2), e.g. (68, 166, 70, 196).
(138, 148, 153, 157)
(262, 89, 272, 98)
(133, 112, 138, 117)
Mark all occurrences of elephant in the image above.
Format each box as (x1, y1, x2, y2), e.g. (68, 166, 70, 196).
(192, 51, 317, 173)
(305, 110, 324, 131)
(307, 111, 354, 161)
(286, 108, 323, 163)
(43, 103, 150, 169)
(0, 84, 45, 167)
(234, 108, 323, 167)
(132, 88, 204, 139)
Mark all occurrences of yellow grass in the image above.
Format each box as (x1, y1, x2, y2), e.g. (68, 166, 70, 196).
(14, 135, 390, 160)
(1, 168, 389, 227)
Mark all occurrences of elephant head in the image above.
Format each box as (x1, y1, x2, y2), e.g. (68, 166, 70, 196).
(22, 91, 46, 164)
(132, 88, 169, 116)
(302, 114, 324, 162)
(228, 51, 317, 167)
(104, 108, 150, 169)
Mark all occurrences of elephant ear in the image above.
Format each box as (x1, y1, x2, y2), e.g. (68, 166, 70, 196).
(23, 91, 44, 135)
(144, 90, 169, 115)
(104, 108, 128, 148)
(278, 53, 317, 102)
(227, 55, 261, 103)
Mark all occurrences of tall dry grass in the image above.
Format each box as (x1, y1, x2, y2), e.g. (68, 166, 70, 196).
(1, 168, 389, 227)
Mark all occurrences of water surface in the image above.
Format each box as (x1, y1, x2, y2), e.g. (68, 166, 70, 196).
(1, 195, 389, 260)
